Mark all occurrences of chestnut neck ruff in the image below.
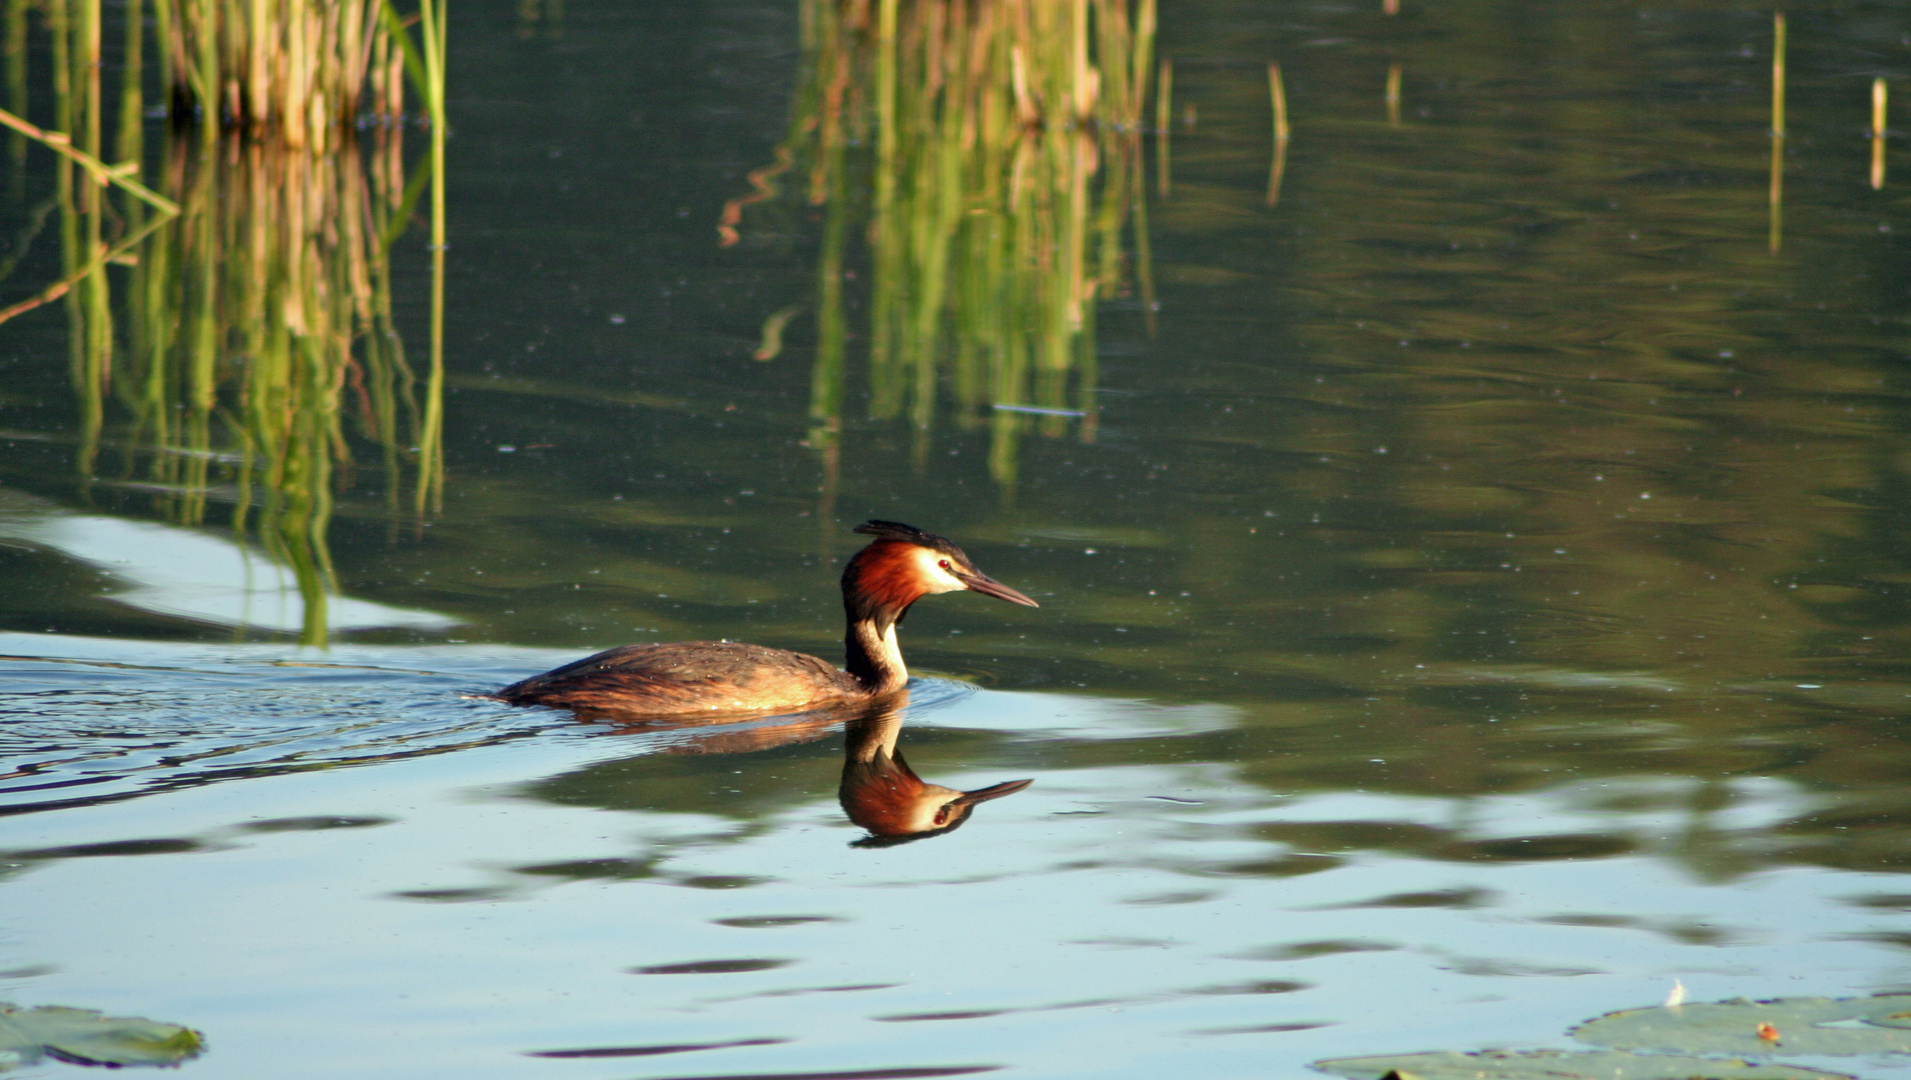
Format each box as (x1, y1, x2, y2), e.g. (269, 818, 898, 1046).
(839, 529, 970, 693)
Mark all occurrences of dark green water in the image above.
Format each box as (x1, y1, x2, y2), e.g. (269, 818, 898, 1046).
(6, 1, 1911, 1077)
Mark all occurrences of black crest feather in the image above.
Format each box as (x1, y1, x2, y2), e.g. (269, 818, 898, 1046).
(852, 520, 962, 557)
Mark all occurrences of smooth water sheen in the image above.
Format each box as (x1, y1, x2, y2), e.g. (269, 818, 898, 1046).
(6, 1, 1911, 1078)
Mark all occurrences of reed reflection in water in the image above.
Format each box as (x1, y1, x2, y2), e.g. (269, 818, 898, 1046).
(729, 0, 1157, 491)
(2, 128, 443, 645)
(0, 0, 449, 645)
(131, 133, 436, 644)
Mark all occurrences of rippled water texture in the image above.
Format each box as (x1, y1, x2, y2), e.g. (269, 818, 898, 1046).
(6, 1, 1911, 1078)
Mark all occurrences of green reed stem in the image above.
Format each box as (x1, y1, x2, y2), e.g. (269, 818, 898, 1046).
(419, 0, 446, 514)
(1769, 11, 1785, 253)
(3, 0, 25, 196)
(1155, 55, 1170, 197)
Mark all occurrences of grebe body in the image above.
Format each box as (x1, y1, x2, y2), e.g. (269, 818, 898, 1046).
(496, 521, 1037, 718)
(494, 640, 858, 717)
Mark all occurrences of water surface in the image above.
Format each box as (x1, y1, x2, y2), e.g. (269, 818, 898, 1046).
(5, 1, 1911, 1077)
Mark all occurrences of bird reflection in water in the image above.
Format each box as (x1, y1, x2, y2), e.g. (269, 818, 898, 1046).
(563, 701, 855, 756)
(535, 691, 1034, 845)
(838, 696, 1032, 847)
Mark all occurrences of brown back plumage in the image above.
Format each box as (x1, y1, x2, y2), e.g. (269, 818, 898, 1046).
(496, 641, 857, 719)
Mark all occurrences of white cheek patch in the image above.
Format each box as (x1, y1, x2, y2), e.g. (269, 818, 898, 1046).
(912, 548, 969, 594)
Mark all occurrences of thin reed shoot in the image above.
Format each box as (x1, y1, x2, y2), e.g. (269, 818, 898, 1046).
(1769, 10, 1785, 252)
(1155, 55, 1171, 197)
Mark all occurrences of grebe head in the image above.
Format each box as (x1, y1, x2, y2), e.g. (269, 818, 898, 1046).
(843, 520, 1038, 628)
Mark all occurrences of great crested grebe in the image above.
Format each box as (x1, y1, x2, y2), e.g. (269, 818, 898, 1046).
(495, 520, 1038, 718)
(840, 699, 1032, 845)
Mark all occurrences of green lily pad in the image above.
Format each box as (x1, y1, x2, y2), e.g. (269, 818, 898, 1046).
(1573, 995, 1911, 1057)
(0, 1003, 204, 1068)
(1313, 1048, 1852, 1080)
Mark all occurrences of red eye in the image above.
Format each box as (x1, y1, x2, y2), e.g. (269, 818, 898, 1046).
(938, 559, 952, 570)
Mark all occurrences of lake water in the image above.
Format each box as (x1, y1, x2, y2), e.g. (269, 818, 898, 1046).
(5, 1, 1911, 1078)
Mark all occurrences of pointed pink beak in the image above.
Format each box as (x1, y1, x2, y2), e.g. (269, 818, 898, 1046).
(954, 569, 1039, 608)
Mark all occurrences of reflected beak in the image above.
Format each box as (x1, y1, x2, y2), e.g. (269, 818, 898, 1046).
(954, 569, 1040, 607)
(948, 778, 1035, 808)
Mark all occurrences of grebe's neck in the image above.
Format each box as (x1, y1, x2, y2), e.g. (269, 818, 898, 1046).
(845, 616, 908, 696)
(841, 539, 933, 696)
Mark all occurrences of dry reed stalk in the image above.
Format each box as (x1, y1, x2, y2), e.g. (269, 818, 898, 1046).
(1871, 77, 1886, 190)
(145, 0, 422, 145)
(0, 208, 170, 323)
(0, 108, 179, 214)
(1385, 62, 1401, 126)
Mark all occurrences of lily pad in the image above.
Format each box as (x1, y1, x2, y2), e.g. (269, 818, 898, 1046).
(0, 1003, 204, 1068)
(1573, 995, 1911, 1057)
(1313, 1048, 1852, 1080)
